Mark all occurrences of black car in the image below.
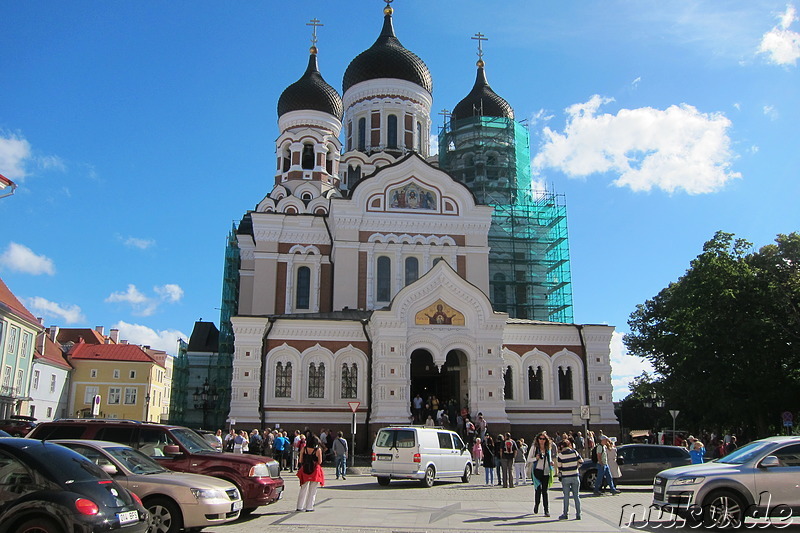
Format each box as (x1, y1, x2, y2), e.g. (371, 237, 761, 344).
(579, 444, 691, 489)
(0, 438, 149, 533)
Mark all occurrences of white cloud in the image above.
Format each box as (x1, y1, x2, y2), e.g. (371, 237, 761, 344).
(25, 296, 85, 324)
(105, 283, 183, 316)
(111, 320, 188, 355)
(155, 284, 184, 303)
(0, 242, 56, 275)
(763, 105, 779, 120)
(534, 95, 740, 195)
(429, 134, 439, 157)
(609, 331, 654, 401)
(37, 155, 66, 172)
(123, 236, 156, 250)
(758, 4, 800, 65)
(631, 76, 642, 88)
(733, 102, 741, 111)
(0, 133, 32, 181)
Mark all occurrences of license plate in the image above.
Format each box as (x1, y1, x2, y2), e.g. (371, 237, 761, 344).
(232, 501, 243, 512)
(378, 455, 392, 461)
(117, 510, 139, 525)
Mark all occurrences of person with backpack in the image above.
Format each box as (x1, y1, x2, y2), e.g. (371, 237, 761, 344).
(332, 431, 349, 480)
(556, 437, 583, 520)
(296, 433, 325, 512)
(500, 432, 518, 488)
(527, 432, 554, 516)
(592, 434, 620, 495)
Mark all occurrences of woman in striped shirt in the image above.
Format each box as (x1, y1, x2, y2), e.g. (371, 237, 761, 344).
(556, 438, 583, 520)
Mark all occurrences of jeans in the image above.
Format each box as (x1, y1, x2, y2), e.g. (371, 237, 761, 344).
(335, 454, 347, 478)
(485, 461, 494, 484)
(561, 475, 581, 517)
(594, 464, 617, 492)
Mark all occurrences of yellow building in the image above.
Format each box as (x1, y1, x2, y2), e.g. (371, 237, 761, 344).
(67, 341, 167, 421)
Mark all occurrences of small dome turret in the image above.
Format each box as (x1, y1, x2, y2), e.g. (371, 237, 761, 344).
(451, 63, 513, 125)
(278, 51, 343, 119)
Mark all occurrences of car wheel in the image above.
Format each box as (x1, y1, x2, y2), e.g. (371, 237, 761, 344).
(17, 517, 64, 533)
(703, 490, 745, 529)
(462, 464, 472, 483)
(420, 466, 435, 488)
(146, 497, 183, 533)
(582, 469, 597, 490)
(377, 476, 391, 486)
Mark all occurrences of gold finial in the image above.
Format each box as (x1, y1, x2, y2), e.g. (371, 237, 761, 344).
(384, 0, 393, 15)
(472, 32, 488, 67)
(307, 18, 323, 54)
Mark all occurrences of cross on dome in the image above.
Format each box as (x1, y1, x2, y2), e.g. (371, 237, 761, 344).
(472, 32, 487, 67)
(307, 18, 323, 53)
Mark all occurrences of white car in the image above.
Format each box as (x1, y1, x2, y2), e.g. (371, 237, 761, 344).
(371, 426, 473, 487)
(54, 439, 242, 533)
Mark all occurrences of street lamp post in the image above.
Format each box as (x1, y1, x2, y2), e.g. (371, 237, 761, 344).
(145, 391, 151, 421)
(193, 378, 219, 429)
(643, 392, 666, 443)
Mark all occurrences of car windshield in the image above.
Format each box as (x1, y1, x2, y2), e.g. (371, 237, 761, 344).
(716, 440, 774, 465)
(171, 428, 219, 453)
(105, 446, 168, 474)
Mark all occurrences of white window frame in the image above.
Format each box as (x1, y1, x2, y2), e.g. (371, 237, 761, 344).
(129, 370, 136, 379)
(113, 369, 120, 379)
(6, 327, 19, 355)
(15, 369, 23, 391)
(124, 387, 137, 405)
(84, 385, 99, 404)
(90, 369, 98, 378)
(2, 366, 11, 387)
(32, 370, 40, 390)
(50, 374, 56, 393)
(108, 387, 121, 405)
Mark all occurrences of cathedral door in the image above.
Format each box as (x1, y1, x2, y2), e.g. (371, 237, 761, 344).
(410, 349, 469, 422)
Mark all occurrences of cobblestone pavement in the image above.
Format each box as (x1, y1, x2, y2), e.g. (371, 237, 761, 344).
(195, 467, 800, 532)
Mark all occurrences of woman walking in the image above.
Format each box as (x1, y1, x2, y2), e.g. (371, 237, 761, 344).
(472, 437, 484, 475)
(482, 435, 496, 485)
(296, 434, 325, 512)
(607, 437, 621, 488)
(528, 432, 554, 516)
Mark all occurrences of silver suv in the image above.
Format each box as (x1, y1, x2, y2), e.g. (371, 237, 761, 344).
(652, 436, 800, 528)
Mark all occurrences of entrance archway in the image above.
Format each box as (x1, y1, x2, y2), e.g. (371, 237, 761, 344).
(410, 349, 469, 423)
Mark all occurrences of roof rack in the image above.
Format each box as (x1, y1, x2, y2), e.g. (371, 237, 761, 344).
(52, 418, 144, 424)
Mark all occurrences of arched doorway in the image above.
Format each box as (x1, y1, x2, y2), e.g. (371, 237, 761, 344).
(410, 349, 469, 423)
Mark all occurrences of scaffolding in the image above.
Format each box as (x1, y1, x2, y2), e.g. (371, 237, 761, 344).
(211, 225, 240, 428)
(439, 116, 573, 322)
(168, 339, 189, 424)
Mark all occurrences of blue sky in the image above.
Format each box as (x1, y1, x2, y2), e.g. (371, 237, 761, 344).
(2, 1, 798, 400)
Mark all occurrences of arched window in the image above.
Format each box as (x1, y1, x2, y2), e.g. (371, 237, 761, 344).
(347, 121, 353, 151)
(275, 362, 292, 398)
(348, 164, 361, 185)
(377, 256, 391, 301)
(296, 266, 310, 310)
(308, 362, 325, 398)
(528, 365, 543, 400)
(301, 144, 315, 170)
(387, 114, 398, 149)
(341, 363, 358, 399)
(282, 146, 291, 172)
(358, 118, 366, 151)
(417, 122, 422, 152)
(558, 366, 573, 400)
(404, 257, 419, 286)
(504, 366, 513, 400)
(493, 273, 507, 312)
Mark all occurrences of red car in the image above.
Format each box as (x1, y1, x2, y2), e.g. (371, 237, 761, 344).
(28, 419, 283, 513)
(0, 415, 37, 437)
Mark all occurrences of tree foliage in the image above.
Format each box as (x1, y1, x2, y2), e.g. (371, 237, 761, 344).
(625, 231, 800, 438)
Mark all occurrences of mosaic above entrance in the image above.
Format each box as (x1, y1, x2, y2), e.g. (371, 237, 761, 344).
(388, 181, 438, 211)
(415, 300, 465, 326)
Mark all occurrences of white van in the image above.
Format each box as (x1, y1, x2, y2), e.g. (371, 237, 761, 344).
(371, 426, 473, 487)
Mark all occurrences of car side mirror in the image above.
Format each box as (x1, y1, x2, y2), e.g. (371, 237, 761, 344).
(760, 455, 780, 468)
(101, 464, 118, 475)
(163, 445, 182, 456)
(617, 457, 625, 465)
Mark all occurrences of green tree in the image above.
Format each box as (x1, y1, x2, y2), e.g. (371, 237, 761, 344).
(626, 231, 800, 438)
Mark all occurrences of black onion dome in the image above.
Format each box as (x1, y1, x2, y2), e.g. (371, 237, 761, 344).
(342, 13, 432, 94)
(278, 53, 343, 119)
(451, 66, 513, 124)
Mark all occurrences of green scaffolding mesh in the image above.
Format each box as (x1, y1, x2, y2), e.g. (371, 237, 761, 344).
(212, 225, 240, 427)
(439, 116, 573, 323)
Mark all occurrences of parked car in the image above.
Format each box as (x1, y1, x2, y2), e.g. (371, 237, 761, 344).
(55, 439, 242, 533)
(28, 419, 283, 513)
(580, 444, 691, 489)
(0, 415, 37, 437)
(653, 435, 800, 528)
(195, 429, 223, 451)
(0, 437, 149, 533)
(371, 426, 473, 487)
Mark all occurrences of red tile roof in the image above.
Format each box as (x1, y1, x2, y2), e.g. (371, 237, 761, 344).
(0, 173, 14, 187)
(34, 333, 72, 370)
(57, 328, 108, 345)
(68, 342, 164, 367)
(0, 276, 41, 328)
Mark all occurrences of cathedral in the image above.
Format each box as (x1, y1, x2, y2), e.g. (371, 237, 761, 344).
(224, 4, 617, 446)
